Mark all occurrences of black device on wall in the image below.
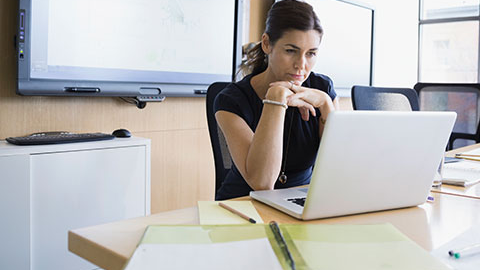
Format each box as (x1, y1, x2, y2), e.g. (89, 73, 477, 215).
(16, 0, 243, 98)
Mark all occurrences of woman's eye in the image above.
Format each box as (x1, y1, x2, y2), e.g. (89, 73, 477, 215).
(286, 49, 296, 54)
(307, 51, 317, 57)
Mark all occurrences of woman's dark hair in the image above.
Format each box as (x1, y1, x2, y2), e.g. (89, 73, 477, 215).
(241, 0, 323, 75)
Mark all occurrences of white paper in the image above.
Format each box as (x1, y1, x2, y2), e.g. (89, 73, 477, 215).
(124, 238, 283, 270)
(443, 160, 480, 186)
(294, 240, 449, 270)
(432, 226, 480, 270)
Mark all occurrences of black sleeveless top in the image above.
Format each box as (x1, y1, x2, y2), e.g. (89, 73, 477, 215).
(213, 72, 337, 200)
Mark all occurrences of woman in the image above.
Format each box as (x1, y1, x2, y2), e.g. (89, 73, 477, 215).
(214, 0, 340, 200)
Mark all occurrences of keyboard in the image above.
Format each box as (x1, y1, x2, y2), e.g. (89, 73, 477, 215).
(6, 132, 115, 145)
(287, 197, 306, 207)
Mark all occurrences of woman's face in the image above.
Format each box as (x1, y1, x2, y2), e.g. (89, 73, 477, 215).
(263, 29, 322, 84)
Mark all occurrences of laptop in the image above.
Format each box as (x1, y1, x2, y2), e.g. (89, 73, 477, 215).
(250, 111, 456, 220)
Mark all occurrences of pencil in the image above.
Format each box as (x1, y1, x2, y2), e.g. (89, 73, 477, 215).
(455, 153, 480, 158)
(455, 156, 480, 162)
(218, 202, 256, 224)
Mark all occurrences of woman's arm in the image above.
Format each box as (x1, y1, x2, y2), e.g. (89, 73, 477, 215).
(215, 86, 292, 190)
(270, 81, 336, 121)
(318, 97, 339, 137)
(269, 81, 337, 136)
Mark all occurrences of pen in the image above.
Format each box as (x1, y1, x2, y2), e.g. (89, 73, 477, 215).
(448, 243, 480, 259)
(269, 221, 296, 270)
(218, 202, 256, 223)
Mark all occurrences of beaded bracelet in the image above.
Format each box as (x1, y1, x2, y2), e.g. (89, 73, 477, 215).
(262, 99, 288, 109)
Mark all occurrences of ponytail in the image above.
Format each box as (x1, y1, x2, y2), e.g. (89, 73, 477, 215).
(239, 42, 268, 76)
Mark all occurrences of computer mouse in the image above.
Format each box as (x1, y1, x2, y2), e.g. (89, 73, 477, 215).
(112, 128, 131, 138)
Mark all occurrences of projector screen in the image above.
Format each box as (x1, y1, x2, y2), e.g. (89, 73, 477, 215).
(17, 0, 242, 97)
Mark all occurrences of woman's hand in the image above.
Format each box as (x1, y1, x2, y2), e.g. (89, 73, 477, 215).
(269, 81, 334, 121)
(265, 82, 313, 121)
(263, 83, 292, 104)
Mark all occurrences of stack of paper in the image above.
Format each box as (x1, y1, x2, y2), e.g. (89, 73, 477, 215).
(443, 160, 480, 187)
(123, 223, 449, 270)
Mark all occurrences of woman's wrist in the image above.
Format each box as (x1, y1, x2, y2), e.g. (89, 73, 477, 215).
(318, 97, 335, 124)
(263, 99, 288, 109)
(265, 86, 289, 104)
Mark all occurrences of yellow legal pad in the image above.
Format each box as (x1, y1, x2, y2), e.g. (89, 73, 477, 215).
(123, 223, 449, 270)
(197, 201, 264, 225)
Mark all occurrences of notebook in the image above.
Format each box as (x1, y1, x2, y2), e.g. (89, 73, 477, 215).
(122, 223, 449, 270)
(443, 160, 480, 187)
(250, 111, 457, 220)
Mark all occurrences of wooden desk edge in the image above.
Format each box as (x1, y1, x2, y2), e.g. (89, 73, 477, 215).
(68, 206, 199, 270)
(69, 230, 127, 270)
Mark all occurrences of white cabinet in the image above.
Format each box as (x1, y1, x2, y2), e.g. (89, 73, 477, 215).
(0, 137, 151, 270)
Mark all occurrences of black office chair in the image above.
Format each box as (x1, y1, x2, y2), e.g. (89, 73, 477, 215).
(206, 82, 233, 196)
(414, 83, 480, 150)
(351, 85, 420, 111)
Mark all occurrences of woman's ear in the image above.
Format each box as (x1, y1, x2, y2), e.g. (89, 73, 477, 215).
(261, 33, 271, 54)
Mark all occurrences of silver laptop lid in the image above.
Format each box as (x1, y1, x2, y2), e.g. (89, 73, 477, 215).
(302, 111, 456, 220)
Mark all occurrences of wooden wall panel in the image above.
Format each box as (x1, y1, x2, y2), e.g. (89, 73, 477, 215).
(339, 97, 353, 111)
(0, 95, 208, 136)
(0, 0, 215, 213)
(139, 130, 215, 213)
(249, 0, 274, 42)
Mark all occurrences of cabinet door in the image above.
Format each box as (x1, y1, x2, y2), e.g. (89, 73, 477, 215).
(0, 155, 30, 270)
(31, 146, 147, 270)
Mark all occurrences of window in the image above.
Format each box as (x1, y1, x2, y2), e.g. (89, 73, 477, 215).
(422, 0, 479, 19)
(419, 0, 480, 83)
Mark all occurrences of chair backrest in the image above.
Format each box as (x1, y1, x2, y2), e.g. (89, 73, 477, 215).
(351, 85, 420, 111)
(414, 83, 480, 150)
(206, 82, 233, 195)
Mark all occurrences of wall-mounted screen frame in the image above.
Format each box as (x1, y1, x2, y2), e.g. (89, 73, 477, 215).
(17, 0, 243, 97)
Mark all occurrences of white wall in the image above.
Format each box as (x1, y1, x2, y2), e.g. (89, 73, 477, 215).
(364, 0, 420, 88)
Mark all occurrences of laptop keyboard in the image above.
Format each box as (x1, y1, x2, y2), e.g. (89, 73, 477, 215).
(287, 197, 306, 207)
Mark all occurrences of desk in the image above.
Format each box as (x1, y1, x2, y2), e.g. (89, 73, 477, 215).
(431, 143, 480, 199)
(69, 192, 480, 270)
